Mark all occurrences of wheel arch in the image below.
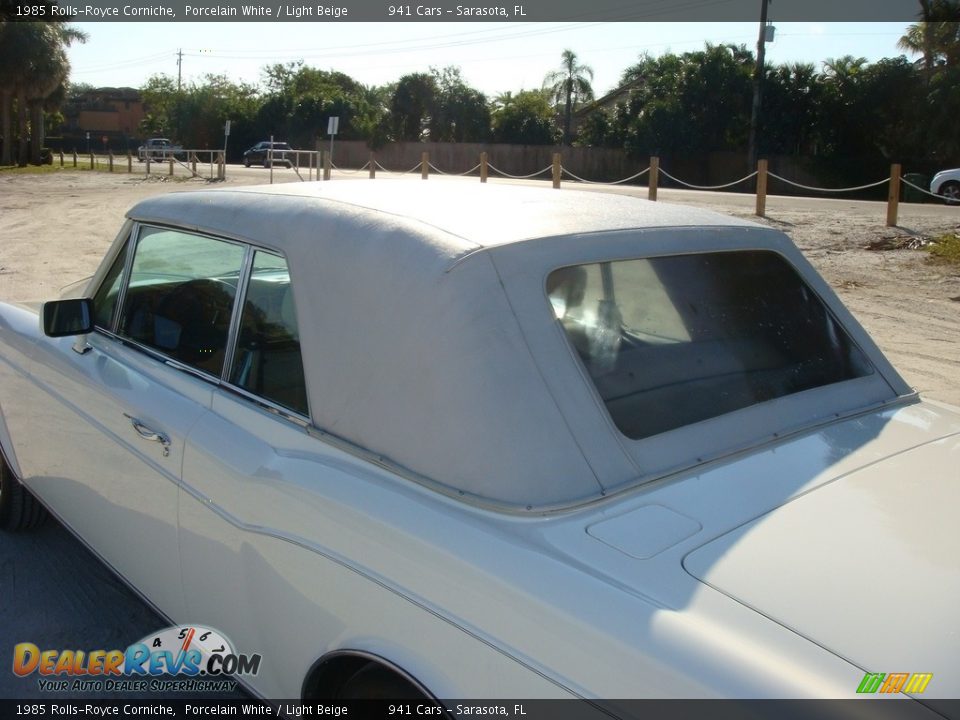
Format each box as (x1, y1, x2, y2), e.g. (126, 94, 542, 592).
(300, 649, 434, 701)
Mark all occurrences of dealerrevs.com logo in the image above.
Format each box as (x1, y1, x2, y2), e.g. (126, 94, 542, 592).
(13, 625, 261, 693)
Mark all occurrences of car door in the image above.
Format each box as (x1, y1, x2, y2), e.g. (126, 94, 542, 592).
(10, 223, 247, 621)
(176, 249, 332, 695)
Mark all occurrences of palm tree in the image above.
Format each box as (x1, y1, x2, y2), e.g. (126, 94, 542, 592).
(0, 21, 86, 166)
(543, 49, 594, 146)
(29, 24, 86, 164)
(898, 20, 960, 70)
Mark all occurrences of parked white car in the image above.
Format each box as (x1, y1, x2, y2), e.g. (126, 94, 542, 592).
(930, 168, 960, 202)
(0, 183, 956, 706)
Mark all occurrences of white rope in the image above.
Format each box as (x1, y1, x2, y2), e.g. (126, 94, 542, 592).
(330, 162, 371, 174)
(900, 176, 955, 202)
(374, 160, 423, 175)
(486, 162, 553, 180)
(766, 171, 887, 193)
(561, 166, 651, 185)
(658, 168, 758, 190)
(426, 161, 481, 176)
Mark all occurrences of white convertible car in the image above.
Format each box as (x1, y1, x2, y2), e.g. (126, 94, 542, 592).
(0, 183, 956, 710)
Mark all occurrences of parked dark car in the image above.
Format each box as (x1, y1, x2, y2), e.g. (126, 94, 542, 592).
(243, 141, 294, 168)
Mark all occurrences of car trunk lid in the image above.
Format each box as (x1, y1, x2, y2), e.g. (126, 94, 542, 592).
(683, 435, 960, 698)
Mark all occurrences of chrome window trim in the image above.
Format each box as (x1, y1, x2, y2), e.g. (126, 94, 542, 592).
(221, 247, 311, 420)
(221, 244, 255, 384)
(94, 326, 313, 430)
(113, 223, 248, 380)
(88, 225, 312, 427)
(217, 382, 312, 428)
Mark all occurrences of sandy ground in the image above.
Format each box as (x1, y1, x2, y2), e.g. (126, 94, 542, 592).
(2, 169, 959, 406)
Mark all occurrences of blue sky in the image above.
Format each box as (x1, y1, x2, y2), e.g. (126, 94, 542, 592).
(67, 22, 916, 97)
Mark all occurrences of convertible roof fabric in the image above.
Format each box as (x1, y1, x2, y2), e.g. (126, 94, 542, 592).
(125, 182, 766, 509)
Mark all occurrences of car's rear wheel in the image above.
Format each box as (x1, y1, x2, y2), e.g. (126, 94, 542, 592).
(244, 158, 251, 168)
(0, 455, 47, 531)
(940, 180, 960, 204)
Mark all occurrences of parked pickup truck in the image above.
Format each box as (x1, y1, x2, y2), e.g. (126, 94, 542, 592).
(137, 138, 184, 162)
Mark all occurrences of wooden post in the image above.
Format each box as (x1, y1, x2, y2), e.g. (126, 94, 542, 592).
(191, 152, 197, 175)
(552, 153, 561, 189)
(648, 156, 659, 201)
(323, 150, 332, 181)
(108, 152, 114, 172)
(480, 152, 488, 183)
(59, 151, 64, 167)
(755, 159, 768, 217)
(127, 152, 132, 173)
(887, 163, 901, 227)
(168, 158, 174, 176)
(72, 151, 77, 168)
(421, 151, 429, 180)
(146, 158, 151, 175)
(89, 153, 94, 170)
(369, 152, 376, 179)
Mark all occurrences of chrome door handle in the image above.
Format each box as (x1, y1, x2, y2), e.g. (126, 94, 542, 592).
(123, 413, 171, 457)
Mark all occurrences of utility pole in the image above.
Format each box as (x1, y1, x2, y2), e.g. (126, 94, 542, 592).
(747, 0, 771, 172)
(175, 48, 183, 141)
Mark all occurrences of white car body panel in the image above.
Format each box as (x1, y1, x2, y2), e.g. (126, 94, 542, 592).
(685, 432, 960, 697)
(930, 168, 960, 195)
(1, 183, 956, 708)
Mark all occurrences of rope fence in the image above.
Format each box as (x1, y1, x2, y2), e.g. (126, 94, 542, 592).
(55, 146, 956, 226)
(486, 163, 554, 180)
(562, 166, 651, 185)
(55, 149, 227, 180)
(658, 168, 758, 192)
(900, 176, 955, 202)
(766, 172, 888, 194)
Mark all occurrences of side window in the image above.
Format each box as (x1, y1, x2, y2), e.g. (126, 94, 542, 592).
(117, 226, 245, 376)
(92, 243, 128, 331)
(229, 251, 308, 417)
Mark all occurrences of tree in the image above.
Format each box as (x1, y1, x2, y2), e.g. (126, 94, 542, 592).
(759, 62, 822, 155)
(257, 63, 379, 148)
(895, 1, 960, 164)
(899, 1, 960, 69)
(490, 89, 558, 145)
(544, 49, 594, 146)
(428, 66, 489, 143)
(139, 74, 178, 137)
(390, 73, 437, 141)
(613, 45, 753, 157)
(0, 20, 86, 165)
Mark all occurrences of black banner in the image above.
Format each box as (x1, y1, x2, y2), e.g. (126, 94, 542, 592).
(0, 699, 958, 720)
(0, 0, 927, 23)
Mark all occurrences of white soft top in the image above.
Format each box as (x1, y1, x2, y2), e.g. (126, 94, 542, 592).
(126, 182, 896, 511)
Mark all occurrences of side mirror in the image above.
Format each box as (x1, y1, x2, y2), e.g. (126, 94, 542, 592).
(42, 298, 94, 338)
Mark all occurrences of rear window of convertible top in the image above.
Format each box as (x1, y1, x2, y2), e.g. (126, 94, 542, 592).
(547, 250, 874, 440)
